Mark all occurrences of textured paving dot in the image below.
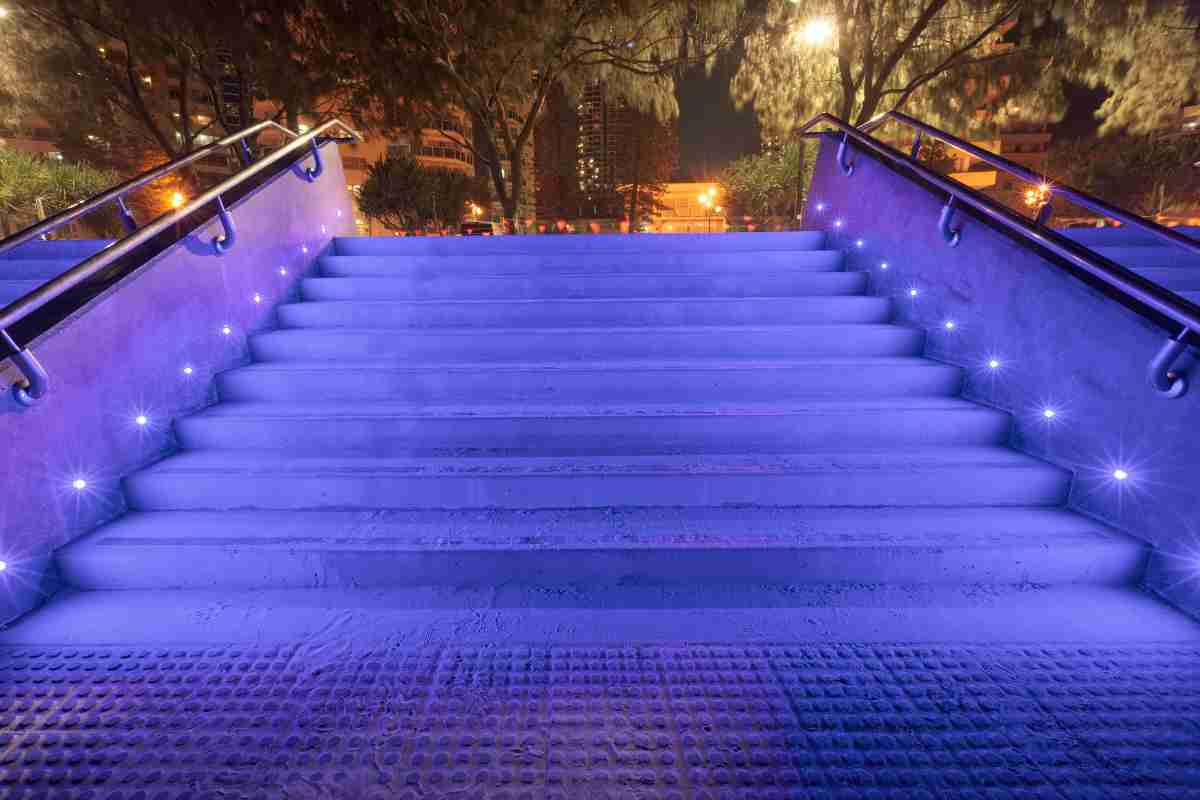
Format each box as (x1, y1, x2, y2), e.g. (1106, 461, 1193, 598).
(0, 643, 1197, 798)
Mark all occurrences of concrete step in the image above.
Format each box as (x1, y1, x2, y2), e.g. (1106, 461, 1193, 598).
(0, 258, 78, 280)
(217, 357, 965, 403)
(57, 507, 1143, 590)
(1129, 267, 1200, 291)
(319, 250, 844, 276)
(276, 296, 893, 329)
(1095, 245, 1200, 269)
(300, 271, 868, 301)
(176, 398, 1010, 454)
(0, 238, 113, 259)
(7, 584, 1193, 646)
(248, 324, 926, 362)
(1060, 225, 1198, 248)
(123, 447, 1070, 510)
(0, 279, 41, 305)
(332, 230, 828, 256)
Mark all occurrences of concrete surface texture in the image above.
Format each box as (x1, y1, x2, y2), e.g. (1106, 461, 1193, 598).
(2, 169, 1200, 797)
(803, 134, 1200, 620)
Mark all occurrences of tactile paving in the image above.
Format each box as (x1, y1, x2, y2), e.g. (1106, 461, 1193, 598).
(0, 643, 1197, 799)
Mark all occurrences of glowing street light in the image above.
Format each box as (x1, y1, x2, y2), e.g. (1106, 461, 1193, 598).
(799, 18, 835, 47)
(170, 191, 185, 209)
(0, 7, 9, 19)
(697, 187, 720, 233)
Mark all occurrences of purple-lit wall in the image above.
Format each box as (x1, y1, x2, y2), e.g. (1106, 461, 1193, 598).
(804, 134, 1200, 618)
(0, 144, 355, 624)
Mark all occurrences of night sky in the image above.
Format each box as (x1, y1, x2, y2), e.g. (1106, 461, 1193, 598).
(675, 49, 760, 181)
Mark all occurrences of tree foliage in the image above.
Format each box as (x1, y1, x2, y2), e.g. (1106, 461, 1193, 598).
(0, 149, 118, 235)
(320, 0, 749, 229)
(719, 140, 816, 224)
(1050, 133, 1200, 221)
(734, 0, 1200, 137)
(3, 0, 347, 173)
(619, 109, 679, 228)
(356, 154, 479, 232)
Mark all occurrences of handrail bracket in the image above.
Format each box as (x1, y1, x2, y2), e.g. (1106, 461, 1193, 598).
(2, 329, 48, 406)
(212, 196, 237, 255)
(116, 196, 137, 234)
(1149, 328, 1191, 398)
(303, 137, 324, 182)
(939, 196, 962, 247)
(836, 133, 855, 177)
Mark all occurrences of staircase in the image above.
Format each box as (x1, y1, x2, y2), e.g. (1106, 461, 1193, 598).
(0, 239, 113, 305)
(1062, 224, 1200, 305)
(7, 231, 1200, 799)
(53, 232, 1151, 602)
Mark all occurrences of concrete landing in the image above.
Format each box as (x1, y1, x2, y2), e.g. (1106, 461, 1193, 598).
(0, 613, 1198, 798)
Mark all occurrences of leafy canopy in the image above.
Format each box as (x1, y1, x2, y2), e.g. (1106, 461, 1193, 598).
(356, 154, 481, 232)
(0, 149, 118, 235)
(734, 0, 1200, 136)
(719, 140, 816, 223)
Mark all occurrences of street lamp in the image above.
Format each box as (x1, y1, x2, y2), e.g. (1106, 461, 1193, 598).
(798, 18, 834, 47)
(697, 186, 719, 233)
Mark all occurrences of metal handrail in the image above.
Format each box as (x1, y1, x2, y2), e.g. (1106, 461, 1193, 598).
(0, 120, 304, 257)
(860, 110, 1200, 259)
(0, 117, 361, 405)
(798, 112, 1197, 398)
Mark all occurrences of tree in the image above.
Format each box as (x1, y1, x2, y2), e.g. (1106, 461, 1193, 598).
(1049, 133, 1200, 222)
(619, 108, 679, 230)
(321, 0, 749, 231)
(356, 154, 477, 233)
(719, 139, 816, 226)
(534, 83, 582, 220)
(733, 0, 1200, 137)
(5, 0, 350, 174)
(0, 149, 118, 236)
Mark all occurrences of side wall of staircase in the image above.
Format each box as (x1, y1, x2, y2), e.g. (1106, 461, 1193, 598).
(0, 146, 356, 624)
(804, 133, 1200, 619)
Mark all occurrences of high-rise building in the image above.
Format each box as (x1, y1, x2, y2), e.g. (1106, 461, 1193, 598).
(576, 83, 633, 195)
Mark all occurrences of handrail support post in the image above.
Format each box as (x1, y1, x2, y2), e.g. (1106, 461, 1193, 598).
(909, 131, 923, 160)
(939, 196, 962, 247)
(836, 133, 855, 177)
(1149, 328, 1191, 398)
(303, 138, 324, 182)
(1035, 200, 1054, 227)
(116, 196, 137, 234)
(212, 196, 237, 255)
(2, 329, 48, 406)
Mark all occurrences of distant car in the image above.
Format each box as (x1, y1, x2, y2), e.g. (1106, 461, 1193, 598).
(460, 221, 503, 236)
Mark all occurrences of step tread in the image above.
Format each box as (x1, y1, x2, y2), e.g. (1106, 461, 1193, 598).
(224, 356, 958, 374)
(251, 322, 916, 338)
(281, 295, 888, 307)
(5, 586, 1195, 645)
(190, 397, 996, 420)
(136, 446, 1060, 476)
(306, 269, 865, 281)
(68, 507, 1133, 551)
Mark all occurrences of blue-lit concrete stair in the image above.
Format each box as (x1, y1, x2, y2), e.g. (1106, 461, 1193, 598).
(54, 232, 1152, 608)
(12, 230, 1200, 800)
(1062, 225, 1200, 305)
